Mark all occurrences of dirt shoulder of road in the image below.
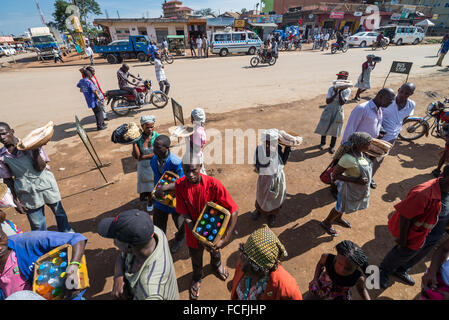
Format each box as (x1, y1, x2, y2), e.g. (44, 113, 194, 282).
(3, 72, 449, 300)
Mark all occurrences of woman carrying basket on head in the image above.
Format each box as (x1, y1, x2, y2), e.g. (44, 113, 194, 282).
(132, 115, 159, 212)
(253, 129, 291, 228)
(320, 132, 373, 237)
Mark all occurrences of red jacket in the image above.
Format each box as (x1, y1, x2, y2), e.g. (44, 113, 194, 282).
(230, 258, 302, 300)
(388, 178, 442, 251)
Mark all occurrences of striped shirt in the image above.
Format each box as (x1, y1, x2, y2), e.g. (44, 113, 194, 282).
(124, 226, 179, 300)
(117, 69, 129, 89)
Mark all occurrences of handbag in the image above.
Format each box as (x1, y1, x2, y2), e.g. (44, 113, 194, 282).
(320, 159, 337, 185)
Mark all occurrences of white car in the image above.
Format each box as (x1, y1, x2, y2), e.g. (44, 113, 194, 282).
(347, 32, 390, 48)
(0, 45, 15, 56)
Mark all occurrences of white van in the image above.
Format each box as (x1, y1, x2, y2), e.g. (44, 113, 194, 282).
(211, 31, 262, 57)
(0, 46, 14, 56)
(378, 25, 425, 45)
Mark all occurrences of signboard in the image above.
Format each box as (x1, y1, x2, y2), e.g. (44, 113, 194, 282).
(391, 13, 402, 20)
(354, 12, 363, 17)
(383, 61, 413, 87)
(401, 10, 410, 19)
(330, 12, 344, 19)
(390, 61, 413, 75)
(432, 14, 440, 20)
(171, 98, 184, 126)
(247, 14, 282, 24)
(73, 116, 114, 191)
(234, 19, 246, 28)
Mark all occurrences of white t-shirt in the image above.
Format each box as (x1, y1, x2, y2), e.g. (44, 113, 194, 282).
(327, 86, 351, 103)
(382, 98, 415, 142)
(85, 47, 93, 57)
(196, 38, 202, 48)
(154, 59, 166, 82)
(324, 33, 330, 41)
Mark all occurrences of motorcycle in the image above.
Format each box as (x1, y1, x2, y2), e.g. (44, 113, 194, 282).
(105, 77, 168, 116)
(372, 39, 388, 51)
(279, 40, 301, 51)
(331, 41, 348, 54)
(399, 98, 449, 141)
(161, 48, 174, 64)
(250, 50, 277, 67)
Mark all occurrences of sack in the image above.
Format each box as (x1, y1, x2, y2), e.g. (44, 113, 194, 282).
(320, 160, 337, 185)
(111, 123, 142, 145)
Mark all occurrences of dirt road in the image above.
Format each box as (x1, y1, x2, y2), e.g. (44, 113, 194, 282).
(0, 44, 444, 153)
(2, 43, 449, 300)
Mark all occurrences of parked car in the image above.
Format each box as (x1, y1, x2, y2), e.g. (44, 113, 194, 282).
(378, 25, 425, 45)
(211, 31, 262, 57)
(347, 32, 390, 48)
(0, 45, 15, 56)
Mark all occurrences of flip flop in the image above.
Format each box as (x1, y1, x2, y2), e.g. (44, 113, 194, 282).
(214, 265, 229, 281)
(189, 280, 201, 300)
(320, 222, 338, 237)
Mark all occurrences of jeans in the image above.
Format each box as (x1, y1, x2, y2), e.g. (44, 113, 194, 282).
(380, 217, 449, 275)
(153, 208, 185, 242)
(26, 201, 73, 232)
(92, 105, 105, 129)
(159, 80, 170, 95)
(99, 101, 108, 120)
(189, 245, 222, 282)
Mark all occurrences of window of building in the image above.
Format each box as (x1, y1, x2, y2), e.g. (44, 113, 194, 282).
(138, 28, 148, 36)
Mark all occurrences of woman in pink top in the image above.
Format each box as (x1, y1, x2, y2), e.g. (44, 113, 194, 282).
(190, 108, 207, 174)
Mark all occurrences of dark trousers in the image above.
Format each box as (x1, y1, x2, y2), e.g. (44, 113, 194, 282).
(380, 217, 449, 275)
(92, 105, 105, 129)
(190, 47, 196, 57)
(153, 208, 185, 242)
(321, 136, 337, 148)
(203, 47, 208, 58)
(121, 86, 140, 104)
(159, 80, 170, 95)
(189, 245, 222, 282)
(54, 56, 64, 63)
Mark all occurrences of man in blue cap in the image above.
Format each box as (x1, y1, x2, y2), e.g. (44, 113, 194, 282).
(98, 209, 179, 300)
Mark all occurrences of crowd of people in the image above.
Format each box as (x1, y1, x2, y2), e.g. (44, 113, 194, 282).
(2, 31, 449, 302)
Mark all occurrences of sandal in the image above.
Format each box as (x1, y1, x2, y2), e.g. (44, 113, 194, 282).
(335, 218, 352, 229)
(189, 280, 201, 300)
(214, 265, 229, 281)
(320, 222, 338, 237)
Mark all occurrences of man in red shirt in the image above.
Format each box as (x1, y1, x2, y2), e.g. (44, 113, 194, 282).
(379, 165, 449, 289)
(175, 154, 238, 300)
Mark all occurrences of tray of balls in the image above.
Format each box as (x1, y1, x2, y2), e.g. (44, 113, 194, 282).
(192, 202, 231, 247)
(152, 171, 179, 208)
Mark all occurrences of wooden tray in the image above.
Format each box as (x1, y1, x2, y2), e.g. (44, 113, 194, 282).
(151, 171, 179, 208)
(192, 202, 231, 247)
(32, 244, 89, 300)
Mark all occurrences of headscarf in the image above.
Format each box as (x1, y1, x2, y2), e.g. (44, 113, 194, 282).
(366, 54, 375, 59)
(191, 108, 206, 124)
(333, 132, 372, 160)
(243, 224, 287, 272)
(140, 115, 156, 125)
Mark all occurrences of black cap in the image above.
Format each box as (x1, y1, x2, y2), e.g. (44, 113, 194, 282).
(97, 209, 154, 245)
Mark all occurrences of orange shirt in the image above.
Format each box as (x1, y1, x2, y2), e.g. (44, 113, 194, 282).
(230, 258, 302, 300)
(388, 178, 443, 251)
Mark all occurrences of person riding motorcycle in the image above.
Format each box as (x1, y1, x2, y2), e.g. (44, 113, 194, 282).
(271, 37, 278, 58)
(262, 40, 272, 60)
(336, 31, 345, 48)
(117, 64, 144, 105)
(147, 41, 158, 61)
(376, 32, 385, 47)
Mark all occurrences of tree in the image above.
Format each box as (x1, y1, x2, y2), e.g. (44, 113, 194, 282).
(241, 8, 248, 14)
(49, 0, 101, 33)
(193, 8, 216, 17)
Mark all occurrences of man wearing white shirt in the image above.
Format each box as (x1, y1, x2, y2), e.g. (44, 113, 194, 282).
(85, 45, 94, 65)
(372, 83, 416, 176)
(321, 32, 330, 51)
(154, 52, 170, 95)
(196, 36, 203, 58)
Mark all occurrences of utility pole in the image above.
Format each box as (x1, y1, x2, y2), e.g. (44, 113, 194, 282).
(34, 0, 47, 25)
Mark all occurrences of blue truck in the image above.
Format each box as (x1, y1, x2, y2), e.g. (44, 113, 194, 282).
(93, 35, 152, 64)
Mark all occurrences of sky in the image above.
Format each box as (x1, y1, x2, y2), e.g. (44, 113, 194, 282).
(0, 0, 259, 36)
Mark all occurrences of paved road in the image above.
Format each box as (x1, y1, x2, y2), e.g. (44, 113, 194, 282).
(0, 44, 443, 150)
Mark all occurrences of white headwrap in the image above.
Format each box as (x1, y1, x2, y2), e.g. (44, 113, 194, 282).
(140, 115, 156, 125)
(191, 108, 206, 124)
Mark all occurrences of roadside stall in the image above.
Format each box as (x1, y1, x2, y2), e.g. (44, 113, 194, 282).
(167, 35, 186, 56)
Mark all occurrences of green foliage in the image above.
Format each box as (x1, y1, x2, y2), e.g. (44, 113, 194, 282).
(194, 8, 216, 17)
(49, 0, 102, 33)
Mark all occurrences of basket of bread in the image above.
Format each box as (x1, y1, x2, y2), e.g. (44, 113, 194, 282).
(365, 138, 392, 158)
(333, 80, 354, 90)
(278, 130, 303, 149)
(111, 122, 142, 145)
(17, 121, 54, 151)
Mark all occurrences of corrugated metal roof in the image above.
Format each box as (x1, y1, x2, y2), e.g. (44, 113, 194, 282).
(249, 23, 278, 28)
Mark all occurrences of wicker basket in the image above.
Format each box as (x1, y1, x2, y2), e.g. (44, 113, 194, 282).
(192, 202, 231, 247)
(17, 127, 54, 151)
